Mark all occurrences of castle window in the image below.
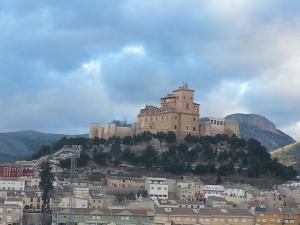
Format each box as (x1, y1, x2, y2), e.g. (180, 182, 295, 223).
(175, 116, 177, 119)
(193, 127, 196, 131)
(194, 117, 196, 121)
(186, 104, 189, 109)
(211, 120, 214, 124)
(220, 121, 223, 125)
(217, 121, 220, 125)
(214, 120, 216, 124)
(186, 126, 189, 130)
(174, 125, 177, 130)
(162, 116, 163, 120)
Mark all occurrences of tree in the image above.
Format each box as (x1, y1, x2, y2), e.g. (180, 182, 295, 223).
(140, 145, 159, 168)
(39, 160, 54, 211)
(31, 145, 52, 160)
(111, 141, 121, 155)
(77, 151, 91, 167)
(166, 131, 177, 144)
(122, 136, 133, 145)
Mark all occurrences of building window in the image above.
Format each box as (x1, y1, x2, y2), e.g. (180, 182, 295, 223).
(175, 116, 177, 119)
(193, 127, 196, 131)
(194, 117, 196, 121)
(217, 121, 220, 125)
(186, 104, 189, 109)
(162, 116, 163, 120)
(174, 125, 177, 130)
(186, 126, 189, 130)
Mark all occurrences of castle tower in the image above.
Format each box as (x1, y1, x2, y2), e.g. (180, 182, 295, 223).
(138, 84, 200, 139)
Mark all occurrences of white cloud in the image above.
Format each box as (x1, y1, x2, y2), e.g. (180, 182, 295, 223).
(82, 60, 101, 76)
(121, 45, 145, 56)
(201, 81, 249, 118)
(282, 121, 300, 141)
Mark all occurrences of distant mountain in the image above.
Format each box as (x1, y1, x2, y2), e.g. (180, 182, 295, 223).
(0, 130, 87, 161)
(271, 142, 300, 172)
(225, 113, 295, 150)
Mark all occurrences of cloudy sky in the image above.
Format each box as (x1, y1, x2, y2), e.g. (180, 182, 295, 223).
(0, 0, 300, 139)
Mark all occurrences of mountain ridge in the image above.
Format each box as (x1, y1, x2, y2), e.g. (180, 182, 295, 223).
(0, 130, 87, 161)
(225, 113, 295, 150)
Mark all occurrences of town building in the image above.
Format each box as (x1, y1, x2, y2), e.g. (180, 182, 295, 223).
(145, 178, 168, 200)
(206, 196, 228, 208)
(89, 84, 240, 140)
(0, 177, 25, 191)
(203, 185, 225, 198)
(24, 190, 43, 212)
(254, 208, 300, 225)
(51, 208, 155, 225)
(154, 207, 254, 225)
(58, 196, 89, 208)
(0, 203, 22, 225)
(176, 180, 203, 201)
(106, 177, 145, 189)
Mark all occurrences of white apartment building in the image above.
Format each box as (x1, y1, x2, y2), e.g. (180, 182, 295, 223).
(224, 187, 246, 198)
(203, 185, 225, 198)
(145, 177, 168, 200)
(0, 178, 25, 191)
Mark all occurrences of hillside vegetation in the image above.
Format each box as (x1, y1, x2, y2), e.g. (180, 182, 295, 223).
(32, 132, 297, 181)
(271, 142, 300, 172)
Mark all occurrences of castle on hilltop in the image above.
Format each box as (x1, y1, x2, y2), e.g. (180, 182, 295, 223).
(89, 84, 240, 140)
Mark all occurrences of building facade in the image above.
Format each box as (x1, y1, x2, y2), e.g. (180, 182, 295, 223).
(154, 207, 254, 225)
(0, 178, 25, 191)
(0, 204, 22, 225)
(51, 208, 155, 225)
(145, 178, 168, 200)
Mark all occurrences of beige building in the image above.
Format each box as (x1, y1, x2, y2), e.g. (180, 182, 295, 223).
(0, 203, 22, 225)
(106, 177, 145, 189)
(89, 84, 240, 140)
(154, 207, 254, 225)
(24, 191, 43, 212)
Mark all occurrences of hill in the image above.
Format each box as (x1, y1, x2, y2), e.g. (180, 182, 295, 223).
(0, 130, 87, 161)
(271, 142, 300, 172)
(32, 132, 297, 183)
(225, 113, 295, 150)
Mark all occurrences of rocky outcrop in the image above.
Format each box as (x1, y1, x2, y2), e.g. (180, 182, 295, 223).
(225, 113, 295, 150)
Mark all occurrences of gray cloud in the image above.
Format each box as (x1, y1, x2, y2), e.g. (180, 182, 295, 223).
(0, 0, 299, 139)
